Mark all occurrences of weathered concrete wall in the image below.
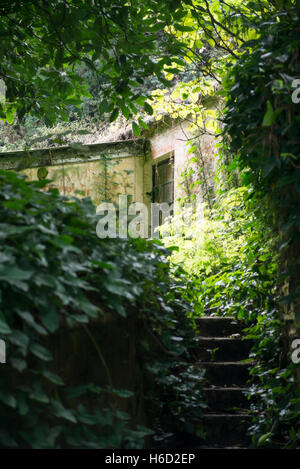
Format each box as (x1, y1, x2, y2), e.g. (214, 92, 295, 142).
(143, 119, 218, 210)
(0, 140, 148, 170)
(0, 140, 148, 207)
(25, 157, 137, 206)
(0, 121, 219, 216)
(144, 122, 189, 206)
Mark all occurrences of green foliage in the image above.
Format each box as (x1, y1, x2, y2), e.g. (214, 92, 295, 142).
(0, 169, 203, 448)
(0, 0, 279, 138)
(1, 0, 300, 450)
(222, 3, 300, 196)
(219, 1, 300, 448)
(160, 187, 278, 320)
(147, 362, 207, 444)
(165, 185, 300, 448)
(245, 310, 300, 449)
(151, 77, 218, 133)
(161, 184, 300, 448)
(0, 0, 188, 125)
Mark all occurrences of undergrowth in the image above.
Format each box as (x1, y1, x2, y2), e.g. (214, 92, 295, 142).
(0, 169, 205, 449)
(160, 186, 300, 448)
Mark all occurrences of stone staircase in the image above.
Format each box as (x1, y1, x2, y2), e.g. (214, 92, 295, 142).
(193, 316, 254, 449)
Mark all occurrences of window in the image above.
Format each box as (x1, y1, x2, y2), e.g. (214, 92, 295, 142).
(152, 155, 174, 205)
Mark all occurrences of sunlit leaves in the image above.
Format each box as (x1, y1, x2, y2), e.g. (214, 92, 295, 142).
(132, 121, 141, 137)
(150, 77, 218, 135)
(262, 100, 278, 127)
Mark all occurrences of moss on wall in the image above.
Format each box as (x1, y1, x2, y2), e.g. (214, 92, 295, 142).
(0, 140, 147, 205)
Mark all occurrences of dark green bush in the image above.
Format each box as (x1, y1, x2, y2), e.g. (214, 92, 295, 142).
(220, 3, 300, 448)
(0, 170, 202, 448)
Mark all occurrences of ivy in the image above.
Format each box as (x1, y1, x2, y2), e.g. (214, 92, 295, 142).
(160, 182, 300, 448)
(219, 1, 300, 448)
(0, 169, 203, 448)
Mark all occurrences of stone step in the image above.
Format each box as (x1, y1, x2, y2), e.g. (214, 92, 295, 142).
(203, 386, 249, 412)
(196, 336, 253, 361)
(193, 413, 252, 446)
(195, 316, 245, 338)
(200, 362, 252, 386)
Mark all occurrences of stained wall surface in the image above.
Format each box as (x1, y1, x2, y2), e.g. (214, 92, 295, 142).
(0, 140, 146, 208)
(0, 123, 218, 222)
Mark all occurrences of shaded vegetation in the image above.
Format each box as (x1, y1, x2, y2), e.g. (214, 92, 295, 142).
(0, 0, 300, 450)
(0, 170, 204, 448)
(161, 186, 300, 447)
(219, 0, 300, 448)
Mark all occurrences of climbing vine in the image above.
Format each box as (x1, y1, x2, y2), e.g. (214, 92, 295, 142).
(219, 1, 300, 448)
(0, 170, 204, 448)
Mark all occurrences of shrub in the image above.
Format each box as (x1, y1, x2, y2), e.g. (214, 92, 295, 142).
(160, 187, 277, 320)
(0, 170, 202, 448)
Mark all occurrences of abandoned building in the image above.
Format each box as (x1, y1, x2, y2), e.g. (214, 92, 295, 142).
(0, 115, 218, 235)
